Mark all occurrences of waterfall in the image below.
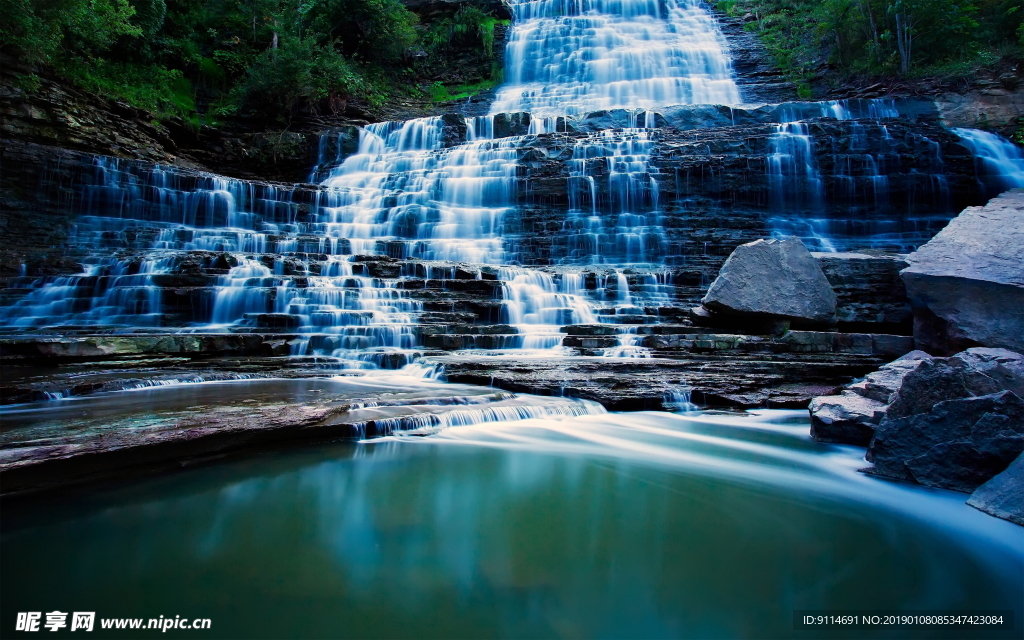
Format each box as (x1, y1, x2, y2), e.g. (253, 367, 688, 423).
(767, 123, 824, 211)
(498, 268, 596, 349)
(2, 0, 1012, 378)
(603, 326, 651, 358)
(953, 128, 1024, 190)
(491, 0, 741, 121)
(563, 127, 666, 264)
(318, 118, 513, 264)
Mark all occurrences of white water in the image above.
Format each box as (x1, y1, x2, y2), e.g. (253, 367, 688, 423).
(491, 0, 741, 121)
(318, 118, 514, 264)
(2, 0, 1019, 373)
(954, 128, 1024, 190)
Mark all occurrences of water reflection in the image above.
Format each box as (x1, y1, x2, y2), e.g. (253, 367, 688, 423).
(3, 411, 1021, 639)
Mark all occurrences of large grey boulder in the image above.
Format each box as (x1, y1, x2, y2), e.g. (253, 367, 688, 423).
(885, 348, 1024, 419)
(949, 347, 1024, 398)
(808, 392, 887, 446)
(861, 349, 1024, 479)
(846, 350, 933, 403)
(901, 189, 1024, 354)
(967, 450, 1024, 526)
(809, 351, 931, 445)
(867, 391, 1024, 492)
(702, 237, 836, 324)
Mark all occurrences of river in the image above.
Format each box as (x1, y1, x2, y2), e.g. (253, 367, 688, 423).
(2, 384, 1021, 638)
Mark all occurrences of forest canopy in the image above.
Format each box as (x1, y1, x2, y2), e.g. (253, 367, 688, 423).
(716, 0, 1024, 93)
(0, 0, 504, 124)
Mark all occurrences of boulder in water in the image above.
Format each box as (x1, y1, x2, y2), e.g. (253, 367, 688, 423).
(701, 237, 836, 324)
(866, 390, 1024, 492)
(809, 351, 931, 445)
(808, 392, 887, 446)
(967, 450, 1024, 526)
(885, 348, 1024, 419)
(901, 189, 1024, 355)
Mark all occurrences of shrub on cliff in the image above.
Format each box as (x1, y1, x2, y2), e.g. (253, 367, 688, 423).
(716, 0, 1023, 85)
(0, 0, 422, 124)
(231, 35, 370, 118)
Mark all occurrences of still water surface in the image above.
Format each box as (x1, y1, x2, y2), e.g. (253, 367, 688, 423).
(3, 404, 1022, 639)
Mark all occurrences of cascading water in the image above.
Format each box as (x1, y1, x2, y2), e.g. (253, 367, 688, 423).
(318, 117, 514, 264)
(563, 125, 666, 264)
(0, 0, 1017, 378)
(767, 122, 825, 211)
(764, 101, 955, 252)
(954, 128, 1024, 190)
(491, 0, 741, 122)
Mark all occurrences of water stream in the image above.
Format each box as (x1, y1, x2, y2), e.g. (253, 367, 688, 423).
(2, 0, 1023, 631)
(2, 405, 1021, 638)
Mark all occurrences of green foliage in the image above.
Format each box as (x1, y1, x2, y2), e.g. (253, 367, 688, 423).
(0, 0, 141, 62)
(717, 0, 1023, 82)
(1012, 117, 1024, 144)
(10, 72, 42, 93)
(423, 6, 506, 58)
(307, 0, 418, 63)
(427, 76, 502, 103)
(2, 0, 425, 123)
(63, 58, 196, 119)
(428, 81, 451, 102)
(235, 35, 366, 115)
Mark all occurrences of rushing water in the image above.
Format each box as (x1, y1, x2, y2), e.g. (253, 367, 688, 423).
(3, 407, 1021, 639)
(954, 128, 1024, 191)
(491, 0, 741, 122)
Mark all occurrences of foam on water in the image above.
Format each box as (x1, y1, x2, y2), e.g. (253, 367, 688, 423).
(491, 0, 742, 119)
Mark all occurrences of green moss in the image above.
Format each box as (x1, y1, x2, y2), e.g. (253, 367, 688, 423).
(1010, 117, 1024, 144)
(62, 59, 196, 122)
(427, 76, 502, 103)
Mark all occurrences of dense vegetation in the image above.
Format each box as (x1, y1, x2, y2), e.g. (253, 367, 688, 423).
(716, 0, 1024, 93)
(0, 0, 506, 125)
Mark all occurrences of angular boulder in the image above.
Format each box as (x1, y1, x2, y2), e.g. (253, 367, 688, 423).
(967, 450, 1024, 526)
(949, 347, 1024, 398)
(846, 350, 933, 403)
(702, 237, 837, 324)
(866, 390, 1024, 492)
(808, 391, 887, 446)
(885, 348, 1024, 419)
(809, 351, 931, 445)
(901, 189, 1024, 354)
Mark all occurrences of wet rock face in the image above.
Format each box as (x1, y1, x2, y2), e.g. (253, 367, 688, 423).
(701, 237, 837, 324)
(967, 450, 1024, 525)
(808, 351, 931, 445)
(810, 347, 1024, 450)
(808, 392, 887, 446)
(867, 391, 1024, 493)
(708, 8, 797, 104)
(886, 348, 1024, 419)
(0, 61, 182, 163)
(813, 253, 911, 334)
(853, 348, 1024, 492)
(936, 88, 1024, 138)
(901, 190, 1024, 355)
(428, 353, 870, 410)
